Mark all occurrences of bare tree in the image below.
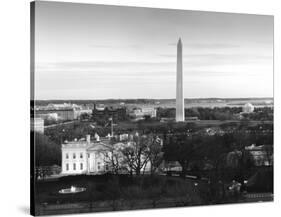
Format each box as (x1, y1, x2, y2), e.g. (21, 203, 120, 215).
(104, 142, 126, 174)
(104, 133, 163, 176)
(146, 135, 163, 175)
(121, 133, 150, 176)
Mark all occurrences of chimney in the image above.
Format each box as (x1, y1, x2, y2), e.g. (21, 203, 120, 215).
(86, 134, 91, 143)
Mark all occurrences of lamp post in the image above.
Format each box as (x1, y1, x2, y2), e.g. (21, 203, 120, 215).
(60, 128, 65, 144)
(109, 117, 113, 137)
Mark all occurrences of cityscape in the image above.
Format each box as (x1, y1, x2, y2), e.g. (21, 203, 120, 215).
(31, 1, 273, 216)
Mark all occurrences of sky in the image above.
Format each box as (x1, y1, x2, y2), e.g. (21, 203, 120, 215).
(34, 1, 273, 100)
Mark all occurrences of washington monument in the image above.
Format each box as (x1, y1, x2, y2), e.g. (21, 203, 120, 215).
(176, 38, 185, 122)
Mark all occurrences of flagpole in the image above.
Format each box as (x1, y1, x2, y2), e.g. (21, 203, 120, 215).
(111, 117, 113, 137)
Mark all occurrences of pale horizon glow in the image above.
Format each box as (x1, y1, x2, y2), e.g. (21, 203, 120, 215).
(34, 1, 273, 100)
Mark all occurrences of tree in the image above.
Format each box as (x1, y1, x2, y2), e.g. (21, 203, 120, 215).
(34, 133, 61, 167)
(145, 134, 163, 174)
(80, 112, 91, 121)
(226, 150, 242, 168)
(104, 142, 127, 175)
(164, 134, 204, 177)
(104, 134, 163, 175)
(121, 133, 150, 176)
(33, 132, 61, 180)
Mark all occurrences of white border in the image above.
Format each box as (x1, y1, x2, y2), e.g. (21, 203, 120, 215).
(0, 0, 279, 216)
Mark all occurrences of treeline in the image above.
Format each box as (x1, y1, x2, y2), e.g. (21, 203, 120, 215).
(34, 132, 61, 167)
(36, 121, 273, 169)
(157, 107, 273, 121)
(34, 99, 157, 106)
(157, 107, 242, 120)
(163, 131, 273, 181)
(242, 107, 273, 121)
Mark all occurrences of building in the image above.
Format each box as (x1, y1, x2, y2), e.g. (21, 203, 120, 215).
(245, 144, 273, 166)
(34, 103, 90, 121)
(35, 108, 79, 121)
(61, 134, 112, 174)
(119, 133, 129, 141)
(176, 38, 185, 122)
(61, 133, 158, 175)
(243, 103, 255, 113)
(75, 108, 92, 119)
(129, 107, 157, 120)
(141, 107, 157, 118)
(185, 116, 199, 121)
(45, 103, 82, 110)
(92, 105, 127, 122)
(31, 117, 44, 134)
(36, 113, 59, 121)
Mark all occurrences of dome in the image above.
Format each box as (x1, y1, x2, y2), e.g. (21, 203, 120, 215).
(244, 103, 253, 107)
(243, 103, 254, 113)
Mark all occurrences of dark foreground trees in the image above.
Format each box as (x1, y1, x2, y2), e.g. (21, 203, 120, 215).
(34, 132, 61, 167)
(33, 132, 61, 179)
(163, 130, 272, 179)
(163, 134, 206, 177)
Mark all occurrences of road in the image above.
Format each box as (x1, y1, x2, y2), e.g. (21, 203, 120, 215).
(44, 120, 79, 129)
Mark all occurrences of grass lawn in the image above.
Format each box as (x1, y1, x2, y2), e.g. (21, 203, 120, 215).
(35, 174, 204, 206)
(34, 172, 273, 215)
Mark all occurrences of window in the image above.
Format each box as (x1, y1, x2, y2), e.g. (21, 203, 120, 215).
(73, 153, 76, 159)
(105, 165, 109, 171)
(66, 153, 69, 159)
(80, 163, 83, 170)
(97, 162, 101, 170)
(73, 163, 76, 170)
(66, 163, 69, 171)
(87, 153, 90, 158)
(80, 153, 83, 159)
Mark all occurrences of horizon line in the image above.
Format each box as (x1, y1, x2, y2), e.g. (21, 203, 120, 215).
(33, 96, 274, 101)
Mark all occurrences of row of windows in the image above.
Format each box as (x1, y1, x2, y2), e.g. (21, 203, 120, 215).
(65, 153, 87, 159)
(65, 163, 83, 171)
(65, 163, 110, 171)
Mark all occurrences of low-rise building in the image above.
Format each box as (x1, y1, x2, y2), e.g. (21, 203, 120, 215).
(35, 108, 79, 121)
(36, 113, 59, 121)
(92, 104, 127, 122)
(61, 134, 111, 174)
(129, 107, 157, 120)
(245, 144, 273, 166)
(141, 107, 157, 118)
(31, 117, 44, 134)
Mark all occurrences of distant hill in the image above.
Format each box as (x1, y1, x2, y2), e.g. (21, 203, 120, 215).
(33, 97, 273, 108)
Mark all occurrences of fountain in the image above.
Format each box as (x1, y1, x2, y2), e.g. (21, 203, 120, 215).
(59, 185, 86, 194)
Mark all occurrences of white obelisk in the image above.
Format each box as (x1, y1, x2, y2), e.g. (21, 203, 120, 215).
(176, 38, 185, 122)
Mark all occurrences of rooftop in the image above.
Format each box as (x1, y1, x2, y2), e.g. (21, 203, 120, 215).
(61, 135, 111, 150)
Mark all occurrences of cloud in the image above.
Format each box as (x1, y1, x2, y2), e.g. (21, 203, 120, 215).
(36, 61, 176, 73)
(168, 42, 240, 49)
(158, 53, 273, 67)
(90, 44, 141, 49)
(185, 43, 240, 49)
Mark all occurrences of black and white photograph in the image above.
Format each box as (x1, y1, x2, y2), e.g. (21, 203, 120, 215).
(30, 1, 273, 216)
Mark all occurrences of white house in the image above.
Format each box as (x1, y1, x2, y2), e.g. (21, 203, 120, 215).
(61, 134, 111, 175)
(61, 133, 157, 175)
